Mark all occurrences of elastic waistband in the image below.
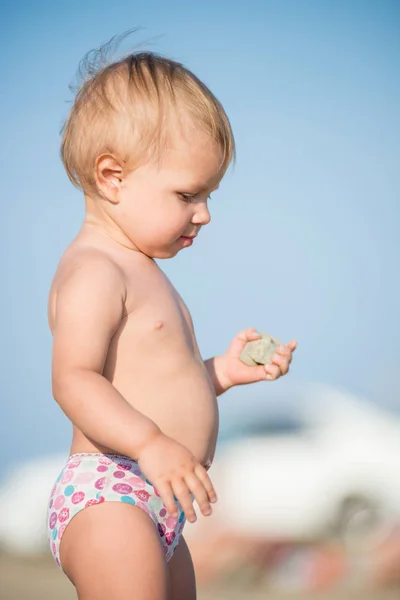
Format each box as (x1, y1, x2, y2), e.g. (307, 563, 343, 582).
(67, 452, 133, 461)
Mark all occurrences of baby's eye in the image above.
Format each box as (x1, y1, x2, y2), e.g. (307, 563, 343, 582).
(179, 193, 213, 203)
(179, 193, 197, 203)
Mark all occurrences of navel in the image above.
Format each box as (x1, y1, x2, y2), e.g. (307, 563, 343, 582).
(154, 320, 164, 330)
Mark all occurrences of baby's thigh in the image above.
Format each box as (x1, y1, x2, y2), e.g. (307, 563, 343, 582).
(168, 536, 196, 600)
(60, 502, 169, 600)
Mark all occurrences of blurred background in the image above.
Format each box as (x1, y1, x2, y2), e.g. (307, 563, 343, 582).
(1, 0, 399, 598)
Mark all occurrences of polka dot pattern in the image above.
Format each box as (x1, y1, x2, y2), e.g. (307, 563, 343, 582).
(47, 453, 186, 570)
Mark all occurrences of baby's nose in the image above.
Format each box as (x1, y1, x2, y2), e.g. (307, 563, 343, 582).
(192, 202, 211, 226)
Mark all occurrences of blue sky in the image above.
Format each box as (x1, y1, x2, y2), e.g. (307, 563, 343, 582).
(1, 0, 399, 477)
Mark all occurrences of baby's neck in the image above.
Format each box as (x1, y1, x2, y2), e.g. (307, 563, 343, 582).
(83, 195, 139, 253)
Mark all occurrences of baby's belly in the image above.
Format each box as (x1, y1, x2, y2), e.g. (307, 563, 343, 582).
(121, 360, 219, 466)
(72, 358, 219, 467)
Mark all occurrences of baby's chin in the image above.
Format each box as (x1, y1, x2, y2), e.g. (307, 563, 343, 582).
(151, 248, 182, 260)
(143, 239, 191, 260)
(127, 238, 180, 260)
(138, 246, 180, 260)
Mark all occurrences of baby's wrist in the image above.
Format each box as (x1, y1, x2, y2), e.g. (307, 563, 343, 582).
(216, 355, 234, 392)
(205, 355, 234, 395)
(131, 422, 163, 461)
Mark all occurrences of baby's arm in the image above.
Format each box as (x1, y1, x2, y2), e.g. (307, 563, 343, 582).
(52, 253, 160, 458)
(52, 252, 216, 521)
(204, 329, 297, 394)
(203, 357, 230, 396)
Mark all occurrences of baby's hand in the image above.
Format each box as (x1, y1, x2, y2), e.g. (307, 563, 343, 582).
(137, 433, 217, 523)
(218, 329, 297, 388)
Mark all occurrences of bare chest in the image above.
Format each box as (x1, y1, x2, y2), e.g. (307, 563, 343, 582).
(108, 264, 199, 365)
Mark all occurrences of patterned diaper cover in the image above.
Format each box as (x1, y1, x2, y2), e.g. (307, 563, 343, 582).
(47, 453, 186, 569)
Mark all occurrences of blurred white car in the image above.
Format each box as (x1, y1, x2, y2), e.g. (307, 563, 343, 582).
(212, 384, 400, 549)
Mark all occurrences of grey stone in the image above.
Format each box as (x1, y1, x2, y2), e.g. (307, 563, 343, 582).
(240, 332, 282, 366)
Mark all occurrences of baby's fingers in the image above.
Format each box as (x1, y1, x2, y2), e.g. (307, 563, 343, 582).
(171, 479, 197, 523)
(194, 464, 217, 504)
(156, 480, 179, 519)
(275, 343, 295, 359)
(265, 363, 281, 380)
(185, 473, 213, 518)
(271, 353, 290, 375)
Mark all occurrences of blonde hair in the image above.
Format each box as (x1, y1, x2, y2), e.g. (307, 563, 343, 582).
(61, 35, 235, 194)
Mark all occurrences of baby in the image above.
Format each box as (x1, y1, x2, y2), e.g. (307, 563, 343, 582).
(47, 35, 296, 600)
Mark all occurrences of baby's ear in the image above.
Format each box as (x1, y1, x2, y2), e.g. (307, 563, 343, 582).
(95, 154, 123, 203)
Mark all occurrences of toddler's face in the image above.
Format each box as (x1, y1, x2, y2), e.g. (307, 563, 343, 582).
(116, 131, 223, 258)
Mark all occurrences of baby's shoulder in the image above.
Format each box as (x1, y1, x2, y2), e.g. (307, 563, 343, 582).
(48, 244, 128, 331)
(51, 241, 130, 303)
(62, 243, 123, 277)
